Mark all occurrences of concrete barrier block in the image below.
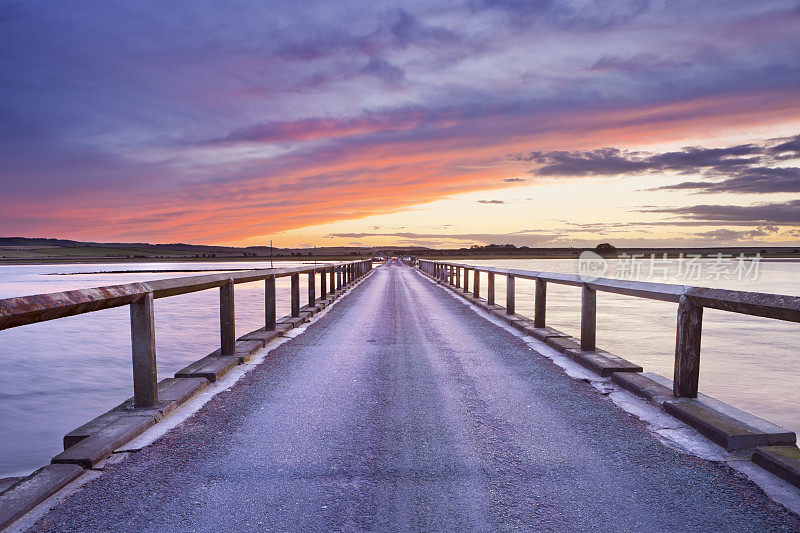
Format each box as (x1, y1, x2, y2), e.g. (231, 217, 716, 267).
(52, 415, 156, 468)
(0, 477, 22, 495)
(175, 355, 239, 382)
(0, 464, 83, 530)
(64, 377, 207, 449)
(156, 376, 208, 406)
(524, 327, 572, 342)
(208, 340, 264, 363)
(277, 316, 307, 328)
(664, 399, 796, 451)
(545, 336, 582, 353)
(564, 349, 643, 377)
(509, 319, 537, 334)
(238, 327, 281, 344)
(752, 446, 800, 488)
(489, 309, 527, 322)
(611, 372, 673, 405)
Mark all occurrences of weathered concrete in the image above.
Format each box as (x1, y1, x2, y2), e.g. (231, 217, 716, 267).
(664, 399, 796, 451)
(563, 348, 643, 377)
(0, 465, 83, 530)
(544, 336, 582, 353)
(29, 263, 800, 531)
(208, 339, 264, 364)
(0, 478, 21, 495)
(753, 447, 800, 488)
(52, 416, 156, 468)
(238, 327, 282, 344)
(277, 315, 308, 328)
(174, 355, 238, 382)
(64, 377, 208, 449)
(611, 372, 674, 405)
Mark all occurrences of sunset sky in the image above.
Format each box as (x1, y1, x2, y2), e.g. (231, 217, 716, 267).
(1, 1, 799, 248)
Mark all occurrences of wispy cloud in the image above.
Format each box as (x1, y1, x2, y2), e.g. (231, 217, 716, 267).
(641, 199, 800, 225)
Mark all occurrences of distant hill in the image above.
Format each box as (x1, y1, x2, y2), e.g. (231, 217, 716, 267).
(0, 237, 430, 263)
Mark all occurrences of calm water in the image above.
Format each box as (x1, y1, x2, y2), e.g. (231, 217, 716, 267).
(0, 259, 798, 478)
(0, 261, 317, 478)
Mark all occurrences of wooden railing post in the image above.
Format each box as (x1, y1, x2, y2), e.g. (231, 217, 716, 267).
(130, 293, 157, 408)
(464, 268, 470, 292)
(506, 274, 515, 315)
(534, 279, 547, 328)
(220, 278, 235, 356)
(320, 268, 327, 299)
(330, 267, 336, 292)
(291, 273, 300, 317)
(308, 270, 316, 306)
(265, 276, 276, 331)
(674, 295, 703, 398)
(456, 267, 461, 287)
(581, 284, 596, 351)
(473, 269, 480, 298)
(487, 272, 495, 305)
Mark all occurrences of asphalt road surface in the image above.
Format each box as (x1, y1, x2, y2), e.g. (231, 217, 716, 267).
(32, 262, 800, 532)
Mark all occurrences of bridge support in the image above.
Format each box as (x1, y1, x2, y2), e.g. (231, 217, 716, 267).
(506, 274, 515, 315)
(291, 273, 300, 317)
(674, 296, 703, 398)
(220, 279, 235, 356)
(534, 279, 546, 328)
(581, 285, 596, 351)
(130, 293, 157, 408)
(265, 276, 276, 330)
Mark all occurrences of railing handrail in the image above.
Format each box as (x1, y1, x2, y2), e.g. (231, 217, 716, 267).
(418, 258, 799, 399)
(419, 260, 800, 323)
(0, 260, 366, 331)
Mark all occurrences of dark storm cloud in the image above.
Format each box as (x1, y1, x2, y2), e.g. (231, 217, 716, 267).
(641, 200, 800, 225)
(522, 134, 800, 194)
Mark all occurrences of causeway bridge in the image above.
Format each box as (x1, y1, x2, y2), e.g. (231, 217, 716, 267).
(1, 259, 800, 531)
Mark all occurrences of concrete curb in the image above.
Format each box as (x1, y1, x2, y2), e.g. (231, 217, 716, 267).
(663, 399, 796, 451)
(0, 465, 83, 531)
(563, 348, 643, 377)
(611, 372, 673, 406)
(52, 416, 157, 468)
(753, 447, 800, 488)
(63, 377, 208, 449)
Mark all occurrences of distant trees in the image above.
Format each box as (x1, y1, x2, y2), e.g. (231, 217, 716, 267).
(594, 243, 616, 255)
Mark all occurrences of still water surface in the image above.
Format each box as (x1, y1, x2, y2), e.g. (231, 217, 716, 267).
(0, 259, 798, 478)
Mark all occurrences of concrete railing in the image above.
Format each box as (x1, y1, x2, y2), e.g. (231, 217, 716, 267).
(419, 259, 800, 399)
(0, 260, 373, 408)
